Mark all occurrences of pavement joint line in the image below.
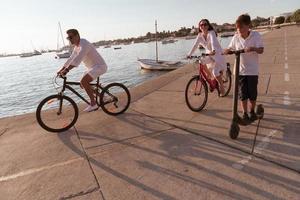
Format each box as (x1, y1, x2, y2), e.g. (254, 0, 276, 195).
(0, 127, 176, 183)
(232, 130, 277, 170)
(73, 126, 105, 199)
(284, 73, 290, 82)
(0, 157, 84, 182)
(131, 108, 300, 173)
(59, 187, 99, 200)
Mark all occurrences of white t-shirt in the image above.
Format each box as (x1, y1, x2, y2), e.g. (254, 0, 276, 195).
(228, 31, 264, 76)
(64, 38, 107, 69)
(188, 31, 226, 69)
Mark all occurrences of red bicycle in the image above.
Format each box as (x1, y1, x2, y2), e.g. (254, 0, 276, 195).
(185, 54, 232, 112)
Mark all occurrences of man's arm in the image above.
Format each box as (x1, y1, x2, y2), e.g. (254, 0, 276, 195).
(58, 65, 76, 76)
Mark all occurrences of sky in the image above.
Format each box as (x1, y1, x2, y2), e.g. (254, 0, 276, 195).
(0, 0, 299, 54)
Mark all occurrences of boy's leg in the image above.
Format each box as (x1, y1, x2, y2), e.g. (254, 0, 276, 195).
(241, 100, 248, 113)
(239, 76, 248, 112)
(249, 100, 256, 112)
(248, 76, 259, 120)
(239, 76, 250, 121)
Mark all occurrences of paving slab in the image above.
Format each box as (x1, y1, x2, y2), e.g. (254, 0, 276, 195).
(74, 109, 172, 155)
(86, 128, 299, 200)
(0, 159, 100, 200)
(0, 123, 83, 177)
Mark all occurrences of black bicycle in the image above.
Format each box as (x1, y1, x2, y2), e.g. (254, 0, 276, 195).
(36, 75, 131, 132)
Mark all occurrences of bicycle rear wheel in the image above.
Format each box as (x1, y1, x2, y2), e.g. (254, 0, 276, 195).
(100, 83, 131, 115)
(222, 66, 232, 97)
(36, 95, 78, 132)
(185, 76, 208, 112)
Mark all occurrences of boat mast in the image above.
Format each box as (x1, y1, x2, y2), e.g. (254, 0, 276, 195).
(56, 24, 60, 51)
(58, 22, 66, 48)
(155, 20, 158, 62)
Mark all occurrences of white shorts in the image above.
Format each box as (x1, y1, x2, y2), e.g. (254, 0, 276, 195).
(83, 65, 107, 80)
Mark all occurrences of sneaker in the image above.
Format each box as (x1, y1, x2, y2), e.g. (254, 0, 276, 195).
(249, 111, 258, 121)
(237, 113, 249, 126)
(84, 104, 98, 112)
(242, 112, 250, 121)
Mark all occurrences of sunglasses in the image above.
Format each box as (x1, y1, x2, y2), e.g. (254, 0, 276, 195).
(67, 36, 74, 40)
(200, 23, 208, 27)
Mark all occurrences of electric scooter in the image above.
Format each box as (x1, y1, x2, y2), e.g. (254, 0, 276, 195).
(228, 49, 264, 139)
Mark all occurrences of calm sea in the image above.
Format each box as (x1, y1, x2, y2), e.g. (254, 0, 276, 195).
(0, 37, 232, 118)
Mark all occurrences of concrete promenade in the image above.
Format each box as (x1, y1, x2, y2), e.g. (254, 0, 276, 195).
(0, 26, 299, 199)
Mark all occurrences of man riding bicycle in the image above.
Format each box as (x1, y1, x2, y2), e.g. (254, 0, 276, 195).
(57, 29, 108, 112)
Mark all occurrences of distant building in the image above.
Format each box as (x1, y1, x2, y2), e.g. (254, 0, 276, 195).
(270, 12, 293, 24)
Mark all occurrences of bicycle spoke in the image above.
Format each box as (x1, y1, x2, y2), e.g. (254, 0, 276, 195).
(37, 95, 78, 132)
(185, 77, 208, 112)
(100, 83, 130, 115)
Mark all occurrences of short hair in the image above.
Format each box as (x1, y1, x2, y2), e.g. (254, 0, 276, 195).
(66, 29, 80, 37)
(236, 14, 251, 26)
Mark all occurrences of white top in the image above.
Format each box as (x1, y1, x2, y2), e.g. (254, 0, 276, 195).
(228, 30, 264, 75)
(64, 38, 107, 69)
(188, 30, 226, 69)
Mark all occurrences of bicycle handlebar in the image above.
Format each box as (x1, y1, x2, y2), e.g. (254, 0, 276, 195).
(187, 53, 211, 59)
(56, 74, 66, 79)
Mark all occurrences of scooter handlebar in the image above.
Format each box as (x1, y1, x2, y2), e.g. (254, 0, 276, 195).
(226, 49, 245, 55)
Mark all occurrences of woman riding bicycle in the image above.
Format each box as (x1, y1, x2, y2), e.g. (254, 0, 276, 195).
(187, 19, 227, 96)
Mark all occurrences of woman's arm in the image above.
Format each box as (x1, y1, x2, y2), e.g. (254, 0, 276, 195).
(209, 31, 219, 53)
(187, 34, 201, 57)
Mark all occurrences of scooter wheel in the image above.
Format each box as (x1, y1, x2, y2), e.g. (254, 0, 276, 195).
(229, 121, 240, 139)
(256, 104, 264, 119)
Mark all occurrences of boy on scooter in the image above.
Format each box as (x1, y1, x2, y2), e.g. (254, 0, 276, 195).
(224, 14, 264, 122)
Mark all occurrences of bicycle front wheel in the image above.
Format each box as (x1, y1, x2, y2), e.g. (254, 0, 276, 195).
(36, 95, 78, 132)
(100, 83, 131, 115)
(185, 76, 208, 112)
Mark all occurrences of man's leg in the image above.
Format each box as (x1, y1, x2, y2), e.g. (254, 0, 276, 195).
(80, 74, 96, 106)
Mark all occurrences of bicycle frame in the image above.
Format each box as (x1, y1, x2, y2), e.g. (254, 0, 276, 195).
(198, 62, 218, 91)
(58, 76, 103, 105)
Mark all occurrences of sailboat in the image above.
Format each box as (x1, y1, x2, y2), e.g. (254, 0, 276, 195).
(20, 42, 42, 58)
(137, 20, 183, 71)
(55, 22, 71, 59)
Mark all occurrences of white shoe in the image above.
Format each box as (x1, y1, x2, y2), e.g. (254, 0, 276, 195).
(84, 104, 98, 112)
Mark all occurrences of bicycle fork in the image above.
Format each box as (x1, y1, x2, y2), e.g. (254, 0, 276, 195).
(57, 93, 64, 115)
